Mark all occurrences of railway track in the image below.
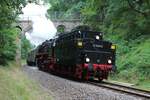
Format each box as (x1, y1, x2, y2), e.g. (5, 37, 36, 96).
(87, 81, 150, 99)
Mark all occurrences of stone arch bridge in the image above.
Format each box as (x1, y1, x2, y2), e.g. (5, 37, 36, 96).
(18, 18, 83, 33)
(52, 19, 83, 32)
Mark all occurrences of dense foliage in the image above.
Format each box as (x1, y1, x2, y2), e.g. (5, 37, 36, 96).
(46, 0, 150, 85)
(82, 0, 150, 38)
(0, 29, 18, 65)
(0, 0, 27, 65)
(21, 36, 32, 59)
(46, 0, 86, 19)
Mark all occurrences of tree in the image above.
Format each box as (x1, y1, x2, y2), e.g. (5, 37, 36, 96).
(81, 0, 150, 39)
(0, 29, 18, 65)
(0, 0, 27, 65)
(46, 0, 86, 20)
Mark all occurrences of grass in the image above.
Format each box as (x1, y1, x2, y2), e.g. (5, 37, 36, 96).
(108, 35, 150, 91)
(0, 62, 52, 100)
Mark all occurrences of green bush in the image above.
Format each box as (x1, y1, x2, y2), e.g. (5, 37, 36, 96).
(0, 29, 18, 65)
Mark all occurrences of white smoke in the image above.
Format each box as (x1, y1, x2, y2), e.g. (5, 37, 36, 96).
(19, 3, 57, 46)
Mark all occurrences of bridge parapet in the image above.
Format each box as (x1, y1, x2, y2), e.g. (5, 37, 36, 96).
(49, 11, 81, 21)
(17, 17, 33, 32)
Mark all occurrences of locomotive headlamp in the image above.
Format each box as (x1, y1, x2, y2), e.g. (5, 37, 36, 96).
(108, 59, 112, 64)
(86, 58, 90, 62)
(96, 35, 100, 40)
(78, 31, 81, 34)
(111, 45, 116, 49)
(77, 41, 83, 46)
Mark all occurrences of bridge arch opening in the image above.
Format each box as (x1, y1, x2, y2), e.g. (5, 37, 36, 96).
(57, 25, 66, 33)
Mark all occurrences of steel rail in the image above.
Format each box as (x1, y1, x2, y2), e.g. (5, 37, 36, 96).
(87, 81, 150, 99)
(102, 81, 150, 93)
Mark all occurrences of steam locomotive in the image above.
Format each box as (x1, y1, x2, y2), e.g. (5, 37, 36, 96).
(27, 28, 116, 81)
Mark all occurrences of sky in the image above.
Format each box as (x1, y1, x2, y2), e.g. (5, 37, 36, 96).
(19, 2, 57, 46)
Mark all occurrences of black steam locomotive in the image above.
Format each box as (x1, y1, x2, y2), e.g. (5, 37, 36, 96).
(27, 28, 116, 81)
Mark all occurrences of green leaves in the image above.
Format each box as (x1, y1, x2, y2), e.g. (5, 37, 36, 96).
(0, 0, 26, 28)
(21, 37, 32, 59)
(80, 0, 150, 40)
(0, 29, 18, 65)
(0, 0, 27, 65)
(46, 0, 85, 20)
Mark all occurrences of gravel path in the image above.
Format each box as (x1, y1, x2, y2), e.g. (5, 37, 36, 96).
(22, 65, 147, 100)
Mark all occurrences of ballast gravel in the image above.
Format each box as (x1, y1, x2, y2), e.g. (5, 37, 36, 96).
(22, 65, 146, 100)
